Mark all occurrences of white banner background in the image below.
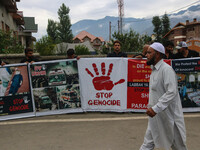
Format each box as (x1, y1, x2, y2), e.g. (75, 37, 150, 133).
(78, 58, 128, 111)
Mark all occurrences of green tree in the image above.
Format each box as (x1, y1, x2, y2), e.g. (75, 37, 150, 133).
(101, 45, 110, 54)
(162, 13, 170, 36)
(0, 30, 23, 54)
(111, 29, 151, 52)
(161, 13, 170, 43)
(140, 34, 152, 46)
(152, 14, 170, 43)
(57, 3, 73, 43)
(152, 16, 162, 42)
(35, 36, 55, 55)
(47, 19, 58, 43)
(75, 45, 90, 55)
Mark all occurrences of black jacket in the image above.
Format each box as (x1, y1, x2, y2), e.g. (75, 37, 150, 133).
(107, 51, 127, 57)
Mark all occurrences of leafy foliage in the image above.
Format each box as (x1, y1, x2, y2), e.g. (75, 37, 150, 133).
(35, 36, 55, 55)
(57, 3, 73, 43)
(101, 45, 110, 54)
(0, 30, 23, 54)
(47, 3, 73, 44)
(47, 19, 58, 43)
(75, 45, 90, 55)
(152, 13, 171, 42)
(152, 16, 162, 42)
(161, 13, 171, 43)
(39, 3, 73, 55)
(111, 30, 152, 52)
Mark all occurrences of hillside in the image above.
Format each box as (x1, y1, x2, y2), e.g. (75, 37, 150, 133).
(71, 4, 200, 41)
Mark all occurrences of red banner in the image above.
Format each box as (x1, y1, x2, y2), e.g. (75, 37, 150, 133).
(127, 59, 151, 109)
(127, 59, 171, 110)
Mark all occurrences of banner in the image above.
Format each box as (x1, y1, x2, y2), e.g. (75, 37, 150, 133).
(30, 59, 82, 116)
(0, 58, 199, 121)
(78, 58, 127, 111)
(0, 64, 34, 121)
(127, 59, 151, 110)
(172, 58, 200, 111)
(127, 59, 172, 111)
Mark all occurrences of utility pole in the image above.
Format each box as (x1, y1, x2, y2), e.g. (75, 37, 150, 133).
(109, 21, 112, 53)
(109, 21, 111, 41)
(118, 20, 120, 34)
(117, 0, 124, 34)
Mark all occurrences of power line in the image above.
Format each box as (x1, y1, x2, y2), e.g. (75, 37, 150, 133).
(124, 0, 200, 23)
(168, 0, 200, 14)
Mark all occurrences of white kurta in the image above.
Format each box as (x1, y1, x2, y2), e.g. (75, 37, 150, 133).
(147, 59, 186, 149)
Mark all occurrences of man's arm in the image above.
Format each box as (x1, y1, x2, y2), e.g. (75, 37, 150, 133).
(0, 59, 6, 66)
(1, 62, 6, 66)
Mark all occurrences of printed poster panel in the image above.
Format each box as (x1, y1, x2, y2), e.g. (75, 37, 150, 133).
(172, 58, 200, 112)
(127, 59, 151, 111)
(78, 58, 127, 112)
(30, 59, 82, 116)
(0, 64, 34, 120)
(127, 59, 171, 111)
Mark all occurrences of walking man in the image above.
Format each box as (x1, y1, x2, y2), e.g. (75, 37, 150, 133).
(140, 42, 187, 150)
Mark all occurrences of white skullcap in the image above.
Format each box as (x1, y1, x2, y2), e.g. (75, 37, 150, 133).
(150, 42, 165, 54)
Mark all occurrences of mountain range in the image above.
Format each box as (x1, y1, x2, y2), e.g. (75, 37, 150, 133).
(71, 4, 200, 41)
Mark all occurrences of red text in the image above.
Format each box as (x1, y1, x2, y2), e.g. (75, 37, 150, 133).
(88, 100, 120, 106)
(13, 99, 23, 105)
(9, 104, 29, 112)
(96, 92, 113, 98)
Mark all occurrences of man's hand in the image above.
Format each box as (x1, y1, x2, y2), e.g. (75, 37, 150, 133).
(1, 62, 6, 66)
(134, 55, 143, 59)
(30, 61, 35, 64)
(76, 56, 80, 60)
(146, 108, 156, 118)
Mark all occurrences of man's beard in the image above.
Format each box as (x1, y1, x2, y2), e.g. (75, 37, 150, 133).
(146, 55, 156, 65)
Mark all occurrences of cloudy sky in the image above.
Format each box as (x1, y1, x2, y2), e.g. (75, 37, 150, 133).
(17, 0, 200, 39)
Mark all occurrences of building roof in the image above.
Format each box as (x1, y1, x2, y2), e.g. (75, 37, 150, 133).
(23, 17, 38, 33)
(163, 19, 200, 38)
(163, 22, 186, 38)
(73, 31, 104, 42)
(98, 37, 105, 42)
(12, 11, 24, 25)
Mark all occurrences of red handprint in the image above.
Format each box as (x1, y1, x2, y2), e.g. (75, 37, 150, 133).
(85, 62, 125, 91)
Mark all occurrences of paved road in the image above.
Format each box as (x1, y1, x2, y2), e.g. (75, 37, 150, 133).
(0, 112, 200, 150)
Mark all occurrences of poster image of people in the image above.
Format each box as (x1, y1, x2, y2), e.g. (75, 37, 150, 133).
(177, 73, 200, 107)
(0, 66, 30, 96)
(0, 64, 34, 117)
(0, 67, 12, 96)
(172, 58, 200, 108)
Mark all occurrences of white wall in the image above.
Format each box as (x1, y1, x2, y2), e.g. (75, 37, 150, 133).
(0, 4, 18, 32)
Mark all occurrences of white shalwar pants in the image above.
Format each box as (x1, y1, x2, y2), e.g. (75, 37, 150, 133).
(139, 125, 188, 150)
